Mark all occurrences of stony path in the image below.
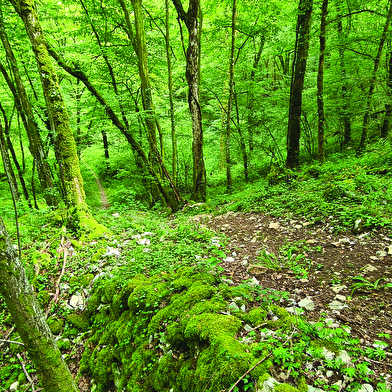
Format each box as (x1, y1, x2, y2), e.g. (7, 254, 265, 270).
(88, 168, 110, 209)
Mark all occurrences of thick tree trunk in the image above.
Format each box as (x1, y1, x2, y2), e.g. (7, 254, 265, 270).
(0, 217, 79, 392)
(286, 0, 313, 168)
(317, 0, 328, 163)
(0, 119, 20, 200)
(0, 21, 56, 206)
(12, 0, 102, 231)
(225, 0, 237, 191)
(358, 0, 392, 152)
(172, 0, 207, 202)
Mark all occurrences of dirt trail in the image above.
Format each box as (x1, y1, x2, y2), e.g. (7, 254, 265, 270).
(88, 168, 110, 209)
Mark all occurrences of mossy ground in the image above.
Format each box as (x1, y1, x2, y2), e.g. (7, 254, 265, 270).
(80, 266, 300, 392)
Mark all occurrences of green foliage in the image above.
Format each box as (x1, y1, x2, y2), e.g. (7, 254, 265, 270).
(350, 276, 392, 296)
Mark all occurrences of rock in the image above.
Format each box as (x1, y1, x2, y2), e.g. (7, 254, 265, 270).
(228, 301, 239, 310)
(298, 297, 315, 311)
(112, 213, 120, 218)
(388, 245, 392, 255)
(257, 377, 279, 392)
(294, 224, 302, 229)
(132, 234, 141, 239)
(143, 248, 151, 253)
(326, 370, 334, 378)
(268, 222, 280, 229)
(244, 324, 253, 332)
(331, 284, 346, 293)
(363, 264, 378, 273)
(307, 387, 326, 392)
(358, 385, 373, 392)
(137, 238, 150, 246)
(335, 294, 346, 302)
(143, 232, 154, 236)
(247, 265, 269, 274)
(328, 300, 346, 310)
(225, 257, 235, 262)
(10, 381, 18, 391)
(354, 218, 364, 233)
(60, 283, 70, 291)
(69, 294, 84, 308)
(337, 350, 351, 365)
(331, 242, 341, 247)
(249, 277, 260, 285)
(322, 347, 335, 360)
(104, 247, 120, 257)
(370, 256, 378, 261)
(306, 239, 317, 244)
(285, 307, 304, 315)
(232, 251, 237, 257)
(376, 250, 387, 257)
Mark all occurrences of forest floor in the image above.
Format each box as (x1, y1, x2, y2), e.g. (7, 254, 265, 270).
(192, 210, 392, 385)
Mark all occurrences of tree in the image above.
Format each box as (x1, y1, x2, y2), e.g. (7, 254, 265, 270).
(0, 216, 79, 391)
(172, 0, 207, 202)
(11, 0, 103, 230)
(317, 0, 328, 163)
(286, 0, 313, 168)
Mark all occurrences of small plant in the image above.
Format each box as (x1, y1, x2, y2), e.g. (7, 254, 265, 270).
(350, 276, 392, 296)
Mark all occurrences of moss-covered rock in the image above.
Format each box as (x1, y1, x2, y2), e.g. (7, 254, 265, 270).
(66, 313, 90, 331)
(47, 317, 64, 335)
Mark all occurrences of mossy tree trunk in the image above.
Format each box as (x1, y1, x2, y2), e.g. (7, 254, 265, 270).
(172, 0, 207, 202)
(286, 0, 313, 168)
(317, 0, 328, 163)
(357, 0, 392, 152)
(12, 0, 102, 230)
(0, 217, 79, 392)
(0, 118, 20, 201)
(0, 16, 56, 206)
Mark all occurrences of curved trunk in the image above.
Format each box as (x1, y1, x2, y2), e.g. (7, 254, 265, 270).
(0, 217, 79, 392)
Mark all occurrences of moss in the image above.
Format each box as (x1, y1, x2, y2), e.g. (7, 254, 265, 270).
(69, 276, 79, 286)
(103, 282, 118, 303)
(47, 317, 64, 335)
(57, 339, 71, 350)
(66, 313, 90, 331)
(128, 281, 169, 313)
(242, 308, 267, 326)
(87, 292, 101, 313)
(275, 384, 300, 392)
(268, 305, 296, 329)
(297, 377, 308, 392)
(80, 273, 94, 287)
(152, 354, 181, 390)
(91, 248, 106, 263)
(37, 290, 51, 307)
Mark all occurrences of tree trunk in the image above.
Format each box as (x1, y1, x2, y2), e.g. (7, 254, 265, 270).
(358, 0, 392, 152)
(336, 0, 351, 145)
(102, 129, 111, 172)
(0, 19, 56, 206)
(0, 118, 20, 200)
(0, 217, 79, 392)
(165, 0, 178, 185)
(381, 50, 392, 138)
(172, 0, 207, 202)
(47, 45, 184, 212)
(12, 0, 102, 231)
(225, 0, 237, 191)
(286, 0, 313, 168)
(0, 104, 32, 207)
(317, 0, 328, 163)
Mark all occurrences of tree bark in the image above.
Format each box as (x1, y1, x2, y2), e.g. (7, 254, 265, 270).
(47, 45, 184, 212)
(225, 0, 237, 191)
(12, 0, 101, 231)
(381, 50, 392, 138)
(317, 0, 328, 163)
(0, 217, 79, 392)
(0, 118, 20, 200)
(172, 0, 207, 202)
(286, 0, 313, 168)
(0, 18, 56, 206)
(336, 0, 352, 145)
(165, 0, 178, 185)
(358, 0, 392, 152)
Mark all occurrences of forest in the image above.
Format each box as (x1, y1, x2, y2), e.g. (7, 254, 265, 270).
(0, 0, 392, 390)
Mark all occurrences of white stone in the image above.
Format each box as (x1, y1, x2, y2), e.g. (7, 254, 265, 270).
(388, 245, 392, 255)
(268, 222, 280, 229)
(143, 248, 151, 253)
(335, 294, 346, 302)
(225, 257, 235, 262)
(331, 284, 346, 293)
(363, 264, 378, 273)
(132, 234, 141, 239)
(307, 387, 326, 392)
(376, 250, 387, 257)
(358, 384, 374, 392)
(257, 377, 279, 392)
(337, 350, 351, 365)
(329, 300, 346, 310)
(104, 247, 120, 257)
(298, 297, 315, 311)
(10, 381, 18, 391)
(143, 232, 154, 236)
(137, 238, 150, 246)
(69, 294, 84, 308)
(285, 307, 304, 315)
(112, 213, 120, 218)
(322, 347, 335, 360)
(249, 277, 260, 285)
